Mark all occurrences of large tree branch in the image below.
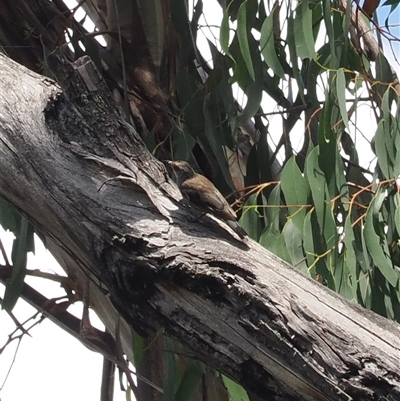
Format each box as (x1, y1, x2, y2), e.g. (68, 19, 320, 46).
(0, 52, 399, 401)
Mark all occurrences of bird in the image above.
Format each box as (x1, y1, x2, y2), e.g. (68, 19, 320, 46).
(166, 160, 247, 239)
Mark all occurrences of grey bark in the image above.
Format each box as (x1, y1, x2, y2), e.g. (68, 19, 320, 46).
(0, 51, 399, 401)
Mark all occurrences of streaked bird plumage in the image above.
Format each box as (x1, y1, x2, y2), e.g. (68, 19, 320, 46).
(167, 160, 247, 239)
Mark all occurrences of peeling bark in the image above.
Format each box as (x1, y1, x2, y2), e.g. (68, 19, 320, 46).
(0, 52, 399, 401)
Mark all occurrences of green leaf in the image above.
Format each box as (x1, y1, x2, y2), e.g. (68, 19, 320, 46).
(343, 213, 358, 296)
(359, 223, 373, 275)
(0, 197, 18, 233)
(364, 190, 399, 287)
(220, 7, 234, 62)
(138, 0, 166, 67)
(375, 53, 396, 102)
(134, 332, 144, 366)
(281, 156, 309, 233)
(382, 90, 397, 164)
(375, 119, 391, 180)
(0, 199, 35, 252)
(256, 128, 273, 184)
(229, 36, 249, 88)
(383, 286, 395, 320)
(375, 89, 399, 180)
(232, 31, 263, 124)
(335, 145, 349, 200)
(239, 194, 263, 241)
(265, 185, 281, 234)
(322, 0, 334, 62)
(283, 219, 307, 273)
(294, 0, 315, 60)
(330, 4, 345, 70)
(305, 149, 325, 220)
(259, 229, 279, 254)
(275, 232, 294, 264)
(341, 0, 352, 66)
(371, 269, 394, 318)
(336, 68, 349, 129)
(176, 69, 204, 135)
(170, 0, 189, 35)
(305, 147, 337, 250)
(358, 271, 372, 309)
(162, 338, 177, 401)
(341, 131, 359, 164)
(2, 217, 29, 311)
(287, 15, 305, 103)
(237, 1, 255, 80)
(126, 386, 132, 401)
(382, 0, 400, 7)
(395, 206, 400, 237)
(212, 70, 238, 134)
(203, 104, 236, 192)
(172, 127, 196, 161)
(334, 254, 353, 300)
(303, 210, 315, 269)
(238, 72, 263, 124)
(318, 93, 337, 192)
(260, 9, 285, 78)
(303, 208, 334, 287)
(175, 359, 205, 401)
(222, 375, 250, 401)
(394, 101, 400, 175)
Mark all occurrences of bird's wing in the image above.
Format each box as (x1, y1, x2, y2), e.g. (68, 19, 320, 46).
(181, 175, 237, 221)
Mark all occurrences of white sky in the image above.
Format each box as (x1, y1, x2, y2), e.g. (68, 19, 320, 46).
(1, 1, 399, 401)
(0, 229, 126, 401)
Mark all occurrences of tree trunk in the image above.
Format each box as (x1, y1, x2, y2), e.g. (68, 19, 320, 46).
(0, 51, 399, 401)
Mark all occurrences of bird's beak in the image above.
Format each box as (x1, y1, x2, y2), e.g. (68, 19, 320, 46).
(163, 160, 175, 169)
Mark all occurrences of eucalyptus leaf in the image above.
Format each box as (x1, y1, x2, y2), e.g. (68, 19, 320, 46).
(222, 375, 250, 401)
(294, 0, 315, 60)
(259, 229, 279, 254)
(343, 213, 358, 296)
(281, 156, 309, 234)
(334, 254, 353, 300)
(303, 209, 315, 269)
(336, 68, 349, 129)
(266, 184, 281, 234)
(395, 207, 400, 237)
(239, 193, 263, 240)
(2, 217, 29, 311)
(364, 191, 399, 287)
(287, 15, 304, 103)
(170, 0, 190, 35)
(375, 119, 391, 180)
(305, 147, 337, 250)
(260, 9, 285, 78)
(162, 337, 177, 401)
(172, 128, 196, 161)
(283, 219, 307, 273)
(175, 359, 205, 401)
(220, 8, 235, 63)
(237, 1, 255, 81)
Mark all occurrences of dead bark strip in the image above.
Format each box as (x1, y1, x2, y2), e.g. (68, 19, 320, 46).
(0, 52, 399, 401)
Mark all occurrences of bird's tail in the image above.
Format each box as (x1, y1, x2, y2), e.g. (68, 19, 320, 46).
(226, 220, 247, 239)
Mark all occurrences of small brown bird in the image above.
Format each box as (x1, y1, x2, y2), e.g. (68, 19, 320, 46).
(167, 160, 247, 239)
